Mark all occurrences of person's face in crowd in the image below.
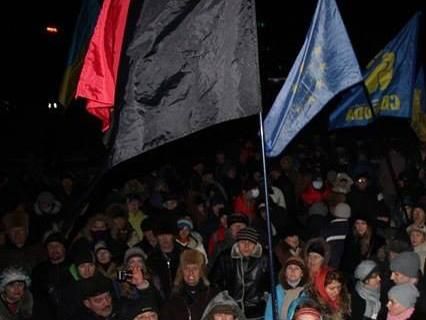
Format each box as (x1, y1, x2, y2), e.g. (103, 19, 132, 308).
(354, 219, 368, 236)
(226, 167, 237, 179)
(62, 177, 73, 192)
(325, 280, 342, 301)
(157, 234, 174, 253)
(3, 281, 25, 304)
(229, 222, 246, 238)
(112, 216, 130, 241)
(412, 207, 426, 225)
(8, 226, 27, 248)
(284, 235, 299, 249)
(47, 241, 66, 264)
(127, 199, 140, 213)
(386, 298, 407, 316)
(83, 292, 113, 318)
(134, 311, 159, 320)
(390, 271, 412, 285)
(410, 230, 426, 247)
(91, 220, 107, 232)
(244, 188, 260, 200)
(178, 227, 190, 240)
(96, 249, 112, 265)
(280, 156, 292, 171)
(295, 313, 321, 320)
(127, 256, 144, 269)
(307, 252, 324, 273)
(212, 203, 225, 216)
(164, 199, 178, 211)
(144, 230, 157, 247)
(213, 313, 235, 320)
(39, 198, 53, 211)
(238, 240, 256, 257)
(183, 263, 201, 287)
(355, 177, 368, 190)
(78, 262, 96, 279)
(365, 272, 381, 289)
(285, 264, 303, 283)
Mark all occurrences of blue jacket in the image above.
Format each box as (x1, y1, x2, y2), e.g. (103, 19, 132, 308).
(264, 285, 307, 320)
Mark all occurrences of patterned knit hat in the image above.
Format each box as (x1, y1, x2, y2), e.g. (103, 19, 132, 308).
(236, 227, 259, 244)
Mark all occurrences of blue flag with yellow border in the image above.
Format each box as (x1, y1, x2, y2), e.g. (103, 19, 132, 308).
(329, 13, 420, 129)
(264, 0, 362, 157)
(411, 67, 426, 142)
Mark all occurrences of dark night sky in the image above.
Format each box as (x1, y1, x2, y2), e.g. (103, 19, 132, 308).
(0, 0, 425, 167)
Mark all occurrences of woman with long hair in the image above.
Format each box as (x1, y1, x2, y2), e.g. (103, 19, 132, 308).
(309, 268, 351, 320)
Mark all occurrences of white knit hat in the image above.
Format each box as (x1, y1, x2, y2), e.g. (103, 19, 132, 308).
(0, 267, 31, 292)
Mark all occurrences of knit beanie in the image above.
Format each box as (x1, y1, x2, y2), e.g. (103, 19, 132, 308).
(284, 256, 306, 272)
(387, 239, 412, 254)
(236, 227, 259, 244)
(94, 241, 110, 254)
(354, 260, 379, 282)
(333, 203, 351, 219)
(79, 274, 112, 300)
(177, 218, 194, 230)
(0, 267, 31, 292)
(307, 241, 325, 257)
(73, 248, 95, 266)
(388, 284, 419, 308)
(308, 202, 328, 217)
(124, 247, 147, 265)
(390, 251, 420, 278)
(227, 214, 249, 227)
(43, 231, 66, 247)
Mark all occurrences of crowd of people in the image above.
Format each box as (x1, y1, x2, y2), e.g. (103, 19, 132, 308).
(0, 134, 426, 320)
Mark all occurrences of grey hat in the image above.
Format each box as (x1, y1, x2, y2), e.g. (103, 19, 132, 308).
(390, 251, 420, 278)
(333, 203, 351, 219)
(124, 247, 147, 265)
(388, 284, 419, 308)
(354, 260, 379, 281)
(308, 202, 328, 216)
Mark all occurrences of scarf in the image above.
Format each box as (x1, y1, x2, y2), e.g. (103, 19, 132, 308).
(386, 307, 415, 320)
(355, 281, 381, 319)
(314, 267, 339, 312)
(280, 287, 304, 320)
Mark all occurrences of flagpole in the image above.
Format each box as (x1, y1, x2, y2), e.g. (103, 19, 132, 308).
(258, 111, 279, 320)
(362, 85, 410, 223)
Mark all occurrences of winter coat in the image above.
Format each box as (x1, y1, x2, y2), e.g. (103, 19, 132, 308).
(321, 218, 350, 269)
(160, 283, 219, 320)
(0, 291, 33, 320)
(209, 243, 269, 319)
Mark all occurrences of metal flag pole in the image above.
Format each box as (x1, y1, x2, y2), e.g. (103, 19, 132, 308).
(258, 111, 279, 320)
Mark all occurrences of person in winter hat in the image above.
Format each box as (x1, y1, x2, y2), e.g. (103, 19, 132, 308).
(352, 260, 383, 320)
(201, 291, 246, 320)
(407, 224, 426, 274)
(390, 251, 420, 284)
(386, 283, 419, 320)
(0, 267, 33, 320)
(321, 202, 351, 268)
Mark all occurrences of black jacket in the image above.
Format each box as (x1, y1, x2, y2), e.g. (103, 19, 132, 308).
(209, 242, 270, 319)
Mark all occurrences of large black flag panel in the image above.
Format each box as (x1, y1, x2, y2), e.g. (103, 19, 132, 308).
(110, 0, 261, 166)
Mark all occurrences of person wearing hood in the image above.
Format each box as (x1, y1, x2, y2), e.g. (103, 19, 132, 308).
(32, 191, 63, 239)
(201, 291, 246, 320)
(0, 267, 32, 320)
(351, 260, 384, 320)
(407, 225, 426, 274)
(209, 227, 269, 319)
(264, 256, 308, 320)
(160, 249, 219, 320)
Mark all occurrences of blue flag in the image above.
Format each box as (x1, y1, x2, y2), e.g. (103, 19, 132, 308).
(329, 13, 420, 129)
(263, 0, 362, 157)
(411, 67, 426, 142)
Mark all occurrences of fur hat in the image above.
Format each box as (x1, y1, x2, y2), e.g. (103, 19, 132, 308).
(407, 224, 426, 237)
(153, 221, 176, 236)
(180, 248, 205, 267)
(73, 248, 95, 266)
(2, 211, 29, 233)
(0, 267, 31, 292)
